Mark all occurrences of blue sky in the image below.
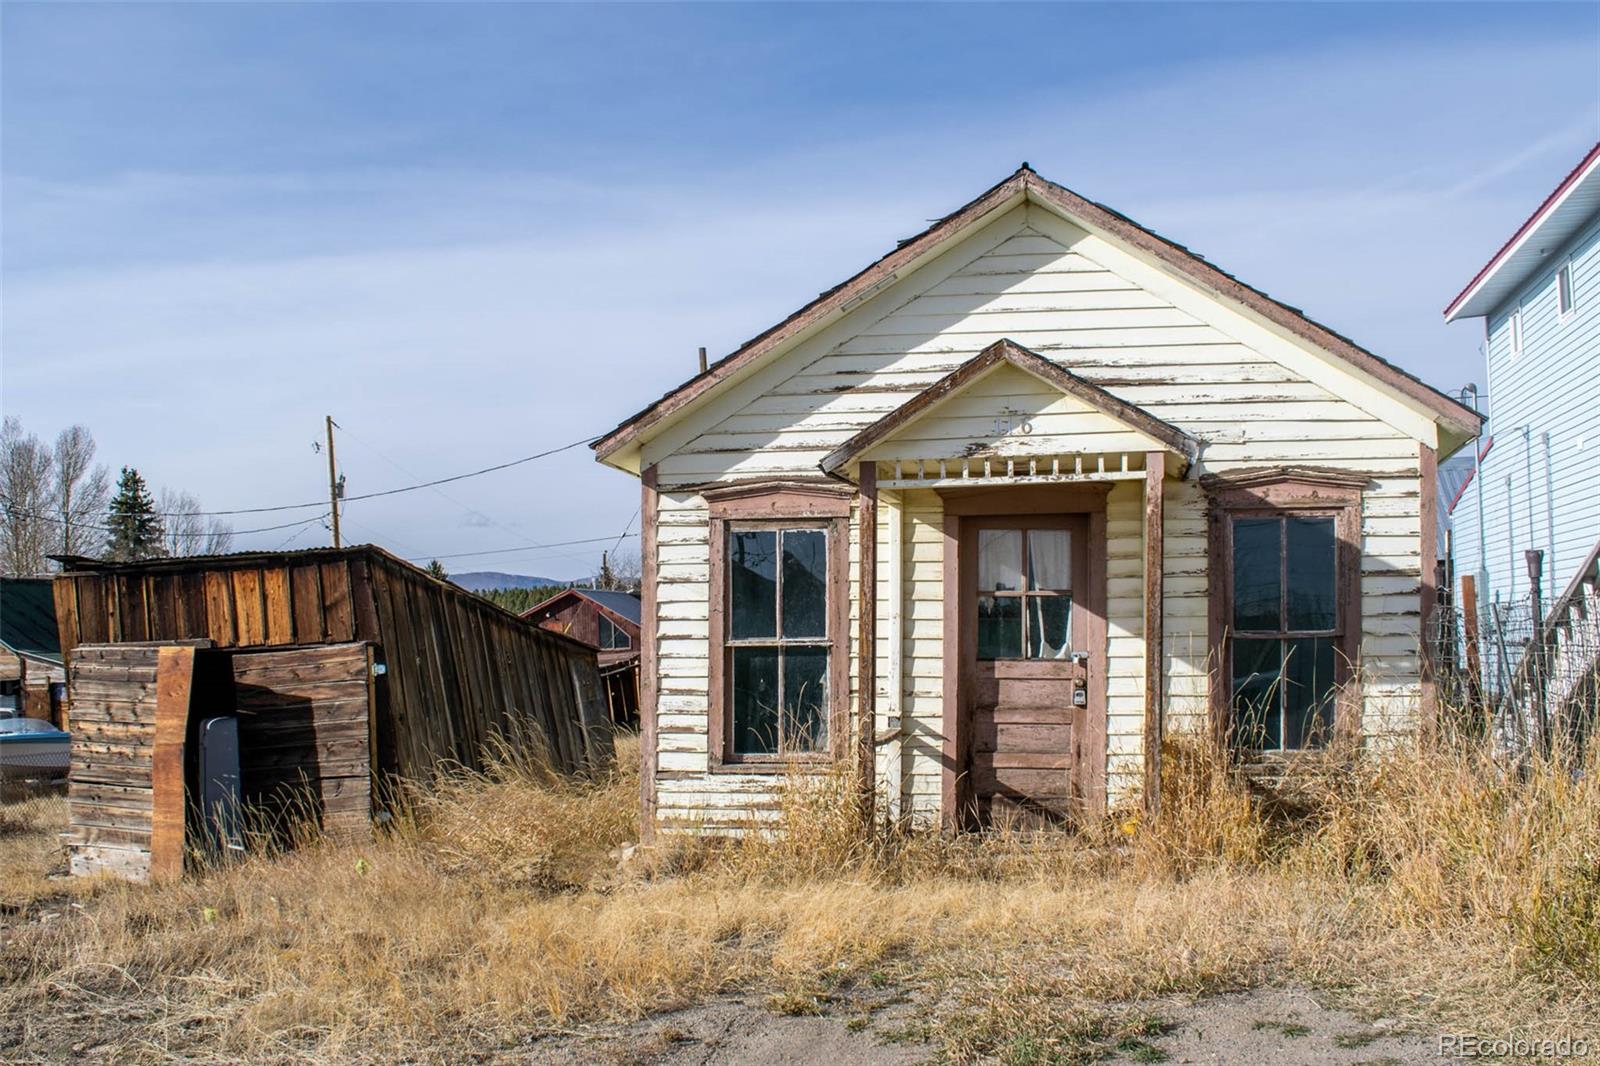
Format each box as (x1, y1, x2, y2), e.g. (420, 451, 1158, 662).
(4, 3, 1598, 578)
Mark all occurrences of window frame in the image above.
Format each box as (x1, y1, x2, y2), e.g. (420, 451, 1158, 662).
(972, 523, 1076, 661)
(1204, 469, 1364, 753)
(706, 482, 851, 771)
(1508, 305, 1524, 358)
(1556, 260, 1575, 321)
(598, 614, 631, 650)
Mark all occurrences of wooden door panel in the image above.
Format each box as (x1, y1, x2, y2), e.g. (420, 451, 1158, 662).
(963, 512, 1090, 823)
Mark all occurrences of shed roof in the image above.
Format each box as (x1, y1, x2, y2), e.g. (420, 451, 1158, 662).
(596, 163, 1481, 468)
(0, 578, 62, 664)
(1445, 142, 1600, 321)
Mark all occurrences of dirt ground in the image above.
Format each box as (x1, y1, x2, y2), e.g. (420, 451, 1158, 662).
(523, 986, 1445, 1065)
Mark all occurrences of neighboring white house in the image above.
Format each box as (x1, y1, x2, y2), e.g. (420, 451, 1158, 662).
(1444, 141, 1600, 614)
(596, 165, 1481, 831)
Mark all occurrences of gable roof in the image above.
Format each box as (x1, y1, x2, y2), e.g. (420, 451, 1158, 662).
(1445, 141, 1600, 321)
(0, 578, 62, 664)
(596, 164, 1480, 467)
(522, 587, 642, 627)
(820, 338, 1201, 476)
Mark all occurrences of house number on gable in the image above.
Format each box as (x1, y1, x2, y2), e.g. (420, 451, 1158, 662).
(993, 408, 1033, 437)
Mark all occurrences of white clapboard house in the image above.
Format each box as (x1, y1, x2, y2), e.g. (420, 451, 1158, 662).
(595, 165, 1482, 831)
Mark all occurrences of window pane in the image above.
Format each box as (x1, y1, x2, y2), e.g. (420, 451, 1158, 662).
(1558, 264, 1573, 314)
(977, 595, 1021, 660)
(1027, 595, 1072, 659)
(1286, 516, 1337, 631)
(782, 646, 830, 753)
(1232, 518, 1281, 631)
(1027, 529, 1071, 591)
(729, 530, 777, 639)
(731, 646, 779, 754)
(1231, 638, 1282, 750)
(780, 529, 827, 639)
(1283, 637, 1337, 749)
(977, 529, 1023, 592)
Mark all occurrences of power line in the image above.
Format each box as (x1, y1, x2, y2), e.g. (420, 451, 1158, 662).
(0, 505, 332, 538)
(404, 532, 638, 565)
(0, 432, 601, 520)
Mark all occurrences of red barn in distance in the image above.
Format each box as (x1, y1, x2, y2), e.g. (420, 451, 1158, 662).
(523, 588, 641, 727)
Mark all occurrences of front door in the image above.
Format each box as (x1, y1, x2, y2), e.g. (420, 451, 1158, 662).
(963, 515, 1091, 823)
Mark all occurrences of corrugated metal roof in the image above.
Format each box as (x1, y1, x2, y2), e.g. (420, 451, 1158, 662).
(582, 589, 642, 624)
(0, 579, 61, 663)
(1445, 142, 1600, 321)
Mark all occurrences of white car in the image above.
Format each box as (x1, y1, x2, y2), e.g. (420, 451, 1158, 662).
(0, 716, 70, 787)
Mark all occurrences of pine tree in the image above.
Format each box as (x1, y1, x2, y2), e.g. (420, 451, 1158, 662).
(104, 466, 165, 562)
(426, 559, 448, 581)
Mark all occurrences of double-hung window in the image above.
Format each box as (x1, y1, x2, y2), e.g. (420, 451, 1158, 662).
(726, 527, 830, 754)
(1206, 470, 1363, 753)
(1228, 514, 1340, 749)
(707, 484, 849, 768)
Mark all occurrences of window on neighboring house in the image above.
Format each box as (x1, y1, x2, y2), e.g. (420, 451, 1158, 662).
(598, 615, 630, 650)
(1207, 472, 1362, 753)
(1509, 307, 1524, 358)
(707, 483, 849, 767)
(1557, 262, 1575, 319)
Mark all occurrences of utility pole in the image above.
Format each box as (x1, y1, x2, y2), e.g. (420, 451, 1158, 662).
(326, 415, 342, 548)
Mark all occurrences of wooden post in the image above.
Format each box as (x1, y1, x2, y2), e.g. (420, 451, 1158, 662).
(1526, 549, 1548, 756)
(1142, 453, 1165, 815)
(1418, 443, 1439, 734)
(1460, 573, 1484, 734)
(150, 645, 198, 882)
(857, 462, 878, 829)
(884, 491, 904, 821)
(638, 466, 660, 841)
(326, 415, 342, 549)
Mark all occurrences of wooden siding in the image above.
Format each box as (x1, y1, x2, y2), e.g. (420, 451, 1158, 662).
(639, 203, 1431, 823)
(230, 644, 374, 838)
(1455, 209, 1600, 606)
(53, 547, 611, 782)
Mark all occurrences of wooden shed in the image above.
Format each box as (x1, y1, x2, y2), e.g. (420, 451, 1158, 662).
(53, 546, 613, 880)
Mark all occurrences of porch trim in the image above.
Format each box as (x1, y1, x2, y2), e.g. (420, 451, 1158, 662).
(819, 338, 1201, 477)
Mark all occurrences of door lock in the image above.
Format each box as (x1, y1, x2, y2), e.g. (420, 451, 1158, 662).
(1072, 689, 1088, 707)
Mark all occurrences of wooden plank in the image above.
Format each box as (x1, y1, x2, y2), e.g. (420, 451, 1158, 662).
(1143, 452, 1164, 814)
(263, 568, 294, 645)
(52, 576, 80, 664)
(150, 645, 197, 882)
(290, 564, 326, 643)
(203, 571, 236, 645)
(232, 569, 267, 645)
(349, 556, 381, 641)
(76, 576, 109, 644)
(321, 561, 355, 642)
(857, 463, 878, 824)
(639, 466, 659, 837)
(1418, 443, 1438, 735)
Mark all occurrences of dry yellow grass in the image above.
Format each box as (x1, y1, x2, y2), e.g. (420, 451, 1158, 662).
(1, 731, 1596, 1063)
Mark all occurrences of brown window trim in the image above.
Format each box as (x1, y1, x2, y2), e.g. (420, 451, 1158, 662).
(707, 482, 851, 773)
(1204, 468, 1366, 751)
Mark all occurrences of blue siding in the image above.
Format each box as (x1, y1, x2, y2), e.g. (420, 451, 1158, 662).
(1453, 208, 1600, 610)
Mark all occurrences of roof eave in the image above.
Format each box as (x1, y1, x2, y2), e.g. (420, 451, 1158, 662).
(1444, 142, 1600, 322)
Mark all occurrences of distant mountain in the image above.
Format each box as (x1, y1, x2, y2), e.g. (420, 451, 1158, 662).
(449, 571, 572, 593)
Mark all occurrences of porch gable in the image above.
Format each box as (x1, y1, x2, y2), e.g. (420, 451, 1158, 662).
(820, 338, 1200, 484)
